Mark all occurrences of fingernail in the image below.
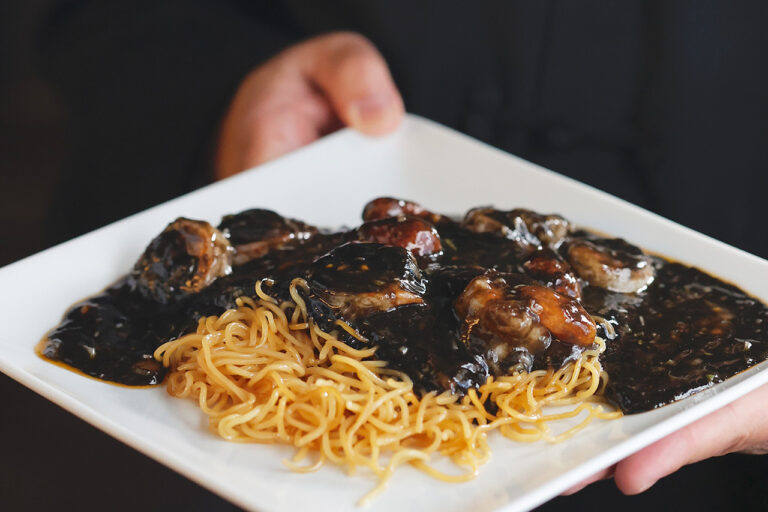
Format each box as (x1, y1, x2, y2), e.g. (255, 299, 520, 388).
(636, 478, 659, 494)
(347, 94, 398, 133)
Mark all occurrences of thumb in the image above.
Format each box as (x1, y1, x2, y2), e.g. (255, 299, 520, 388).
(293, 32, 404, 135)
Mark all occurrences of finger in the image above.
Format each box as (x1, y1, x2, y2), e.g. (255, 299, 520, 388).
(614, 383, 768, 495)
(560, 466, 614, 495)
(292, 32, 404, 135)
(240, 89, 335, 168)
(215, 65, 337, 179)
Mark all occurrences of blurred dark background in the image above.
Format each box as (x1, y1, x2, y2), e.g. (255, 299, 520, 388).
(1, 1, 767, 510)
(0, 0, 65, 266)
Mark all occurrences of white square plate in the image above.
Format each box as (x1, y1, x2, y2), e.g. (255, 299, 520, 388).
(1, 115, 767, 512)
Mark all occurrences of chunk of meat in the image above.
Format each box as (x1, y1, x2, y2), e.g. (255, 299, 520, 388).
(566, 237, 655, 293)
(358, 216, 442, 258)
(218, 209, 317, 265)
(454, 274, 509, 319)
(462, 208, 572, 252)
(523, 248, 582, 299)
(362, 197, 443, 224)
(455, 273, 596, 360)
(454, 273, 551, 361)
(516, 285, 596, 346)
(131, 218, 233, 304)
(308, 242, 426, 321)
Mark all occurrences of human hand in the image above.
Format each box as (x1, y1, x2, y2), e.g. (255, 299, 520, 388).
(214, 32, 404, 179)
(564, 382, 768, 495)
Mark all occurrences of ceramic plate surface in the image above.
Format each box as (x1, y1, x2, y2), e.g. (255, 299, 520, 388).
(1, 115, 767, 512)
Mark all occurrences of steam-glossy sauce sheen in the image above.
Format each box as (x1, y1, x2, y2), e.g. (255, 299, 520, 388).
(585, 262, 768, 412)
(41, 202, 768, 413)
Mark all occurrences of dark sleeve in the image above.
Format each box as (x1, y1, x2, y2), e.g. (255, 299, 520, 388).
(41, 0, 298, 243)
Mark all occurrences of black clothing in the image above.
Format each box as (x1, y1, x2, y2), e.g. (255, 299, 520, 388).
(44, 1, 768, 260)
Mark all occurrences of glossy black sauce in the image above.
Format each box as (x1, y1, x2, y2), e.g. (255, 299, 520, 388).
(584, 261, 768, 413)
(42, 205, 768, 413)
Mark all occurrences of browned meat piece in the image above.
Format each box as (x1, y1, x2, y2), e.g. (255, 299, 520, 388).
(218, 209, 317, 265)
(462, 208, 572, 252)
(358, 216, 442, 258)
(308, 242, 426, 321)
(362, 197, 443, 224)
(455, 274, 552, 360)
(565, 237, 655, 293)
(131, 218, 233, 304)
(516, 285, 596, 346)
(523, 248, 582, 299)
(455, 272, 595, 362)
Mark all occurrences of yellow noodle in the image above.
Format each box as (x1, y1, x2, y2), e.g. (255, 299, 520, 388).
(154, 279, 620, 501)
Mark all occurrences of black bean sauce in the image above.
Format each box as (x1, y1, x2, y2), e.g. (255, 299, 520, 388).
(583, 261, 768, 413)
(41, 203, 768, 414)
